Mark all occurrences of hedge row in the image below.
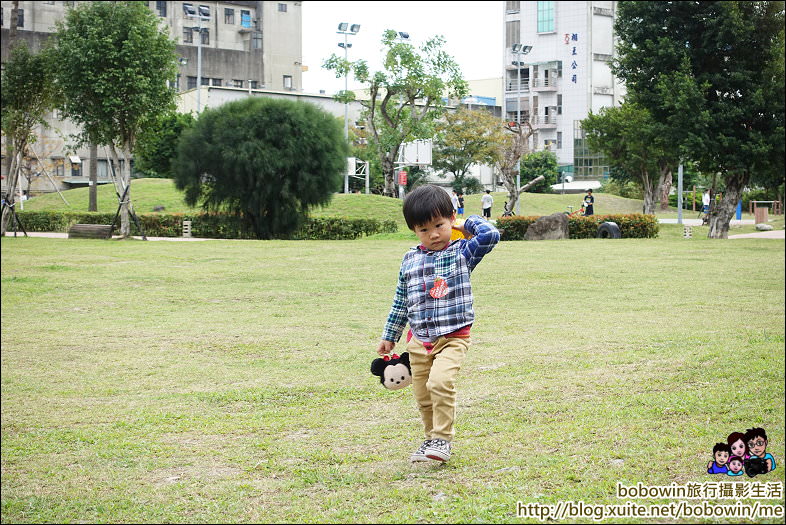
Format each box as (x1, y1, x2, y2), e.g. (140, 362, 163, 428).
(15, 211, 398, 240)
(496, 213, 659, 240)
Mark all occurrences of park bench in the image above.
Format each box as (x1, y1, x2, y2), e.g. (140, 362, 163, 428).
(68, 223, 113, 239)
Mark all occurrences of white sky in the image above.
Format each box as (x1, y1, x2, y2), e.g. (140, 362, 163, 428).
(301, 1, 504, 95)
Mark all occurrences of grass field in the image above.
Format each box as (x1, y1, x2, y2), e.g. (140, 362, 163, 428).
(2, 231, 784, 522)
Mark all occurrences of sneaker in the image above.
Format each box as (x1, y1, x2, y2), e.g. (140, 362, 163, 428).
(410, 439, 435, 462)
(424, 438, 451, 462)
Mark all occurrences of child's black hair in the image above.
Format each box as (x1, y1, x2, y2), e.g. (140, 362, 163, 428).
(402, 184, 454, 230)
(713, 442, 731, 454)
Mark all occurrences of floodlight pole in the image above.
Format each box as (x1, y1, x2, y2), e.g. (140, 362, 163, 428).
(337, 23, 360, 142)
(515, 45, 522, 215)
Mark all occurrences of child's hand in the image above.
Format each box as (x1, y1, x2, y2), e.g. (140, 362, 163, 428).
(376, 340, 395, 356)
(452, 223, 473, 240)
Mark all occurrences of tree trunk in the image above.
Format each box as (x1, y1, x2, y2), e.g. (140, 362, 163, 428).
(382, 154, 396, 197)
(641, 168, 658, 214)
(659, 167, 673, 210)
(107, 144, 131, 237)
(1, 148, 22, 235)
(708, 172, 746, 239)
(88, 143, 98, 211)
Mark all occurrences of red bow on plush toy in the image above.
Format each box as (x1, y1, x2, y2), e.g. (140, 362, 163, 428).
(371, 352, 412, 390)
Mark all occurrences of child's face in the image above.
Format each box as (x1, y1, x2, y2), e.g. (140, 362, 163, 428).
(748, 437, 767, 457)
(714, 450, 729, 466)
(728, 459, 743, 473)
(413, 214, 455, 251)
(730, 439, 746, 457)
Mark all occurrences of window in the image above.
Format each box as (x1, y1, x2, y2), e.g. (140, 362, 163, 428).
(252, 31, 262, 49)
(557, 131, 562, 149)
(187, 76, 197, 89)
(557, 94, 562, 115)
(240, 10, 251, 28)
(182, 3, 196, 16)
(233, 79, 244, 88)
(183, 28, 193, 43)
(70, 161, 81, 178)
(200, 28, 209, 45)
(212, 78, 222, 86)
(175, 74, 181, 91)
(505, 1, 520, 13)
(53, 158, 64, 178)
(224, 8, 234, 24)
(201, 77, 209, 86)
(156, 1, 167, 17)
(537, 1, 555, 33)
(17, 8, 24, 27)
(505, 20, 519, 49)
(283, 75, 293, 90)
(278, 3, 287, 12)
(198, 5, 210, 19)
(250, 80, 258, 89)
(97, 160, 110, 180)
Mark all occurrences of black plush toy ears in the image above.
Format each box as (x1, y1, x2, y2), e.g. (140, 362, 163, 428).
(399, 352, 410, 366)
(370, 358, 387, 377)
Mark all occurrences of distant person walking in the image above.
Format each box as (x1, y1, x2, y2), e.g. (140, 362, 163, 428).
(450, 190, 459, 214)
(457, 193, 465, 218)
(702, 189, 711, 214)
(481, 190, 493, 219)
(583, 189, 594, 216)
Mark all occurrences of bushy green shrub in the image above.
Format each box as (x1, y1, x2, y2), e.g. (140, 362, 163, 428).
(16, 211, 397, 240)
(497, 213, 658, 240)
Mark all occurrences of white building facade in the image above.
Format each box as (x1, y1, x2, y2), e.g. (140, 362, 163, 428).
(503, 0, 625, 181)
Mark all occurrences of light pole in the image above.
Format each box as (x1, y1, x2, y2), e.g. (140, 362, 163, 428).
(512, 43, 532, 215)
(337, 23, 360, 142)
(185, 4, 210, 113)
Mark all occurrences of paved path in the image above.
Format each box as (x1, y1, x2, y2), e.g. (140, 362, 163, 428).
(3, 231, 213, 241)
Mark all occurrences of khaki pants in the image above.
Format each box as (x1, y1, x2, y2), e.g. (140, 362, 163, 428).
(406, 334, 470, 442)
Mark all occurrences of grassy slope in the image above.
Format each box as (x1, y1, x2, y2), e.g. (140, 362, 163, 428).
(22, 178, 781, 237)
(1, 235, 783, 523)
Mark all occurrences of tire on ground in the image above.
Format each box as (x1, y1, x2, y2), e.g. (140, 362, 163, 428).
(597, 221, 621, 239)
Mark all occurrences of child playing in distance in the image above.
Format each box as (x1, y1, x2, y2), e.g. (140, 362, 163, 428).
(376, 184, 500, 463)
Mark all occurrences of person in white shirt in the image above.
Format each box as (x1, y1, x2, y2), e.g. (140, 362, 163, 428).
(481, 190, 493, 219)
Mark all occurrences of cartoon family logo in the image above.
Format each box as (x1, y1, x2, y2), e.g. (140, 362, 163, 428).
(706, 427, 777, 478)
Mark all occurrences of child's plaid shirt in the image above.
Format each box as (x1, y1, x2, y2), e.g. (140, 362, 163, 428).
(382, 215, 500, 343)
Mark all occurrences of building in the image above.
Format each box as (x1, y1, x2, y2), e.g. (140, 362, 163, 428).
(0, 1, 303, 195)
(503, 0, 625, 182)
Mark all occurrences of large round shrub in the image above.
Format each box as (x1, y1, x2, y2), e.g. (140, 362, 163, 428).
(174, 97, 348, 239)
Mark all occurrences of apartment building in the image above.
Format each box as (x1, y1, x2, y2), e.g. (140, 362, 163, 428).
(503, 0, 625, 181)
(0, 1, 302, 195)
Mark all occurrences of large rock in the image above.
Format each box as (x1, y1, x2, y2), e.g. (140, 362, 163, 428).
(524, 212, 569, 241)
(755, 223, 774, 231)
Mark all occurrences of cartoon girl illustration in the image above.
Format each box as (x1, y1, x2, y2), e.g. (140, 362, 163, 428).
(727, 432, 750, 460)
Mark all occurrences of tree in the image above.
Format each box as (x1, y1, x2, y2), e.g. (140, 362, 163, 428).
(495, 120, 535, 214)
(614, 1, 785, 238)
(582, 102, 678, 214)
(432, 107, 505, 190)
(173, 97, 348, 239)
(1, 43, 54, 234)
(324, 30, 468, 197)
(519, 150, 558, 193)
(135, 111, 196, 179)
(50, 1, 177, 237)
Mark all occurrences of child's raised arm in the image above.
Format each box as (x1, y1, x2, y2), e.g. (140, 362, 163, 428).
(460, 215, 500, 271)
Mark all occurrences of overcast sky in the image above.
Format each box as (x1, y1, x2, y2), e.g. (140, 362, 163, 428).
(301, 1, 504, 95)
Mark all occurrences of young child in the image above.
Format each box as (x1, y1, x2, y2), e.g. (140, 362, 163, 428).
(376, 184, 500, 463)
(707, 443, 731, 474)
(726, 456, 745, 476)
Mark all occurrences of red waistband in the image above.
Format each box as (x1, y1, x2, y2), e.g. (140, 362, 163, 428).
(406, 325, 472, 349)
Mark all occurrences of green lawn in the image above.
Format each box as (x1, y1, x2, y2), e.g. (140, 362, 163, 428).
(2, 233, 783, 523)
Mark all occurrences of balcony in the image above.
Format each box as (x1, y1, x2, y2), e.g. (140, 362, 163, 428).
(533, 114, 558, 129)
(505, 79, 530, 93)
(532, 77, 558, 92)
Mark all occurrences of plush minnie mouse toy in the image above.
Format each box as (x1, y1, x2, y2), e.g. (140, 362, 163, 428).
(371, 353, 412, 390)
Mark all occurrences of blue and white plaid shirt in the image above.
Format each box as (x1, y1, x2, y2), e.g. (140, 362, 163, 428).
(382, 215, 500, 343)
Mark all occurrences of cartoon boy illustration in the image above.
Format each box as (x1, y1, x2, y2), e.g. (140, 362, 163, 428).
(745, 427, 776, 473)
(707, 443, 731, 474)
(727, 456, 744, 476)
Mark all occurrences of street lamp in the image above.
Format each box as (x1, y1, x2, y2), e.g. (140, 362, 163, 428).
(184, 4, 210, 113)
(337, 22, 360, 142)
(511, 43, 532, 215)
